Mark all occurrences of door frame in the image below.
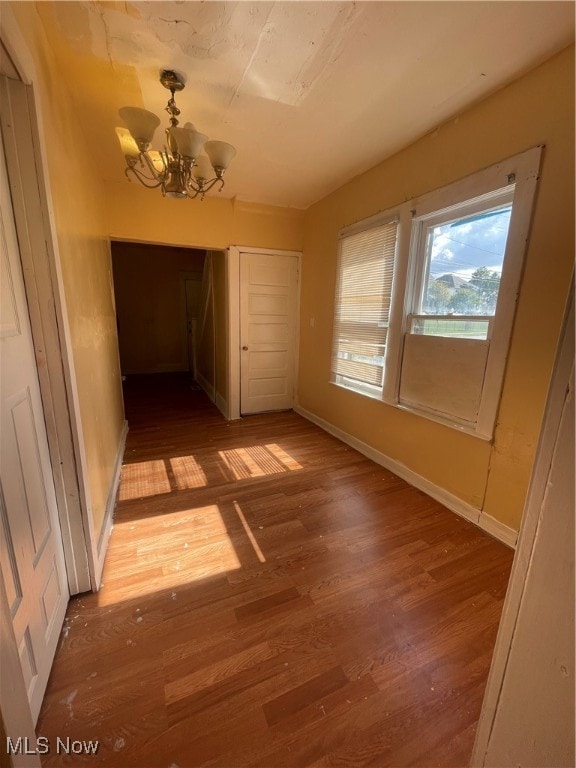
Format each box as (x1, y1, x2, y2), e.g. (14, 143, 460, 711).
(471, 279, 575, 765)
(228, 246, 302, 420)
(0, 15, 93, 593)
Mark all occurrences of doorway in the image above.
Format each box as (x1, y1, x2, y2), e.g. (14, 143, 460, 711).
(111, 241, 205, 376)
(111, 243, 230, 418)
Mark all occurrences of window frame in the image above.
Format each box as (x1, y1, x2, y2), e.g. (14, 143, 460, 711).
(329, 146, 543, 440)
(397, 146, 543, 438)
(410, 189, 515, 339)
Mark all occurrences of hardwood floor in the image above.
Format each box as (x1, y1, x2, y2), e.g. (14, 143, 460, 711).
(37, 373, 513, 767)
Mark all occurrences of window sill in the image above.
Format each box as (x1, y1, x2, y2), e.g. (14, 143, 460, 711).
(394, 400, 493, 442)
(330, 380, 493, 440)
(330, 380, 384, 402)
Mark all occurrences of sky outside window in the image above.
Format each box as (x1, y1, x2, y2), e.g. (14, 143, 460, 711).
(423, 205, 512, 318)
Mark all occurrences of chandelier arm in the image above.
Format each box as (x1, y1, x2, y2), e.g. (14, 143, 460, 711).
(140, 151, 168, 182)
(185, 176, 225, 197)
(130, 165, 160, 183)
(201, 177, 225, 194)
(126, 165, 163, 189)
(184, 187, 203, 200)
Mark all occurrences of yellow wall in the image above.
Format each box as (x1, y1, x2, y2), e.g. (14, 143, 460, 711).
(299, 46, 574, 530)
(6, 3, 126, 539)
(112, 242, 205, 374)
(105, 181, 304, 253)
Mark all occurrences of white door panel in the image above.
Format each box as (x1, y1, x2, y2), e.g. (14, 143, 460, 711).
(240, 253, 298, 415)
(0, 138, 68, 723)
(248, 294, 289, 315)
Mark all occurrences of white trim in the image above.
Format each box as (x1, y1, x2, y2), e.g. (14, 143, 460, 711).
(394, 400, 492, 441)
(410, 147, 542, 219)
(471, 281, 574, 765)
(294, 403, 489, 530)
(196, 370, 228, 419)
(294, 257, 302, 411)
(227, 246, 241, 420)
(232, 245, 302, 259)
(475, 148, 542, 436)
(383, 204, 413, 403)
(0, 20, 95, 593)
(478, 512, 518, 548)
(93, 420, 128, 589)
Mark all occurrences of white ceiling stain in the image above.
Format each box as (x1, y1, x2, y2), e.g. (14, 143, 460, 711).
(39, 1, 574, 209)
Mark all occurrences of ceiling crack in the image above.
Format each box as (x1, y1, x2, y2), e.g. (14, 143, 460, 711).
(91, 0, 116, 71)
(158, 17, 192, 27)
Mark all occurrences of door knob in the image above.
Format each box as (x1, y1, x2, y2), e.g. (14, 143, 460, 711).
(242, 345, 249, 351)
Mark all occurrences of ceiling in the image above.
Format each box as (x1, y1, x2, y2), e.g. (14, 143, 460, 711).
(36, 1, 574, 209)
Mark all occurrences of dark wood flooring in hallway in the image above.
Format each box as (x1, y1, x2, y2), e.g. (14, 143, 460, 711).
(37, 373, 514, 767)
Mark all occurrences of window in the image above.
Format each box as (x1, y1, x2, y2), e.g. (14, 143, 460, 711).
(331, 218, 398, 397)
(409, 191, 514, 341)
(398, 147, 542, 436)
(329, 146, 542, 439)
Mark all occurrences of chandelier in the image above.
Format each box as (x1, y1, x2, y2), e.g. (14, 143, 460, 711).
(115, 69, 236, 200)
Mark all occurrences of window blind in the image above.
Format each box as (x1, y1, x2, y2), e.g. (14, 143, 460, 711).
(331, 220, 398, 393)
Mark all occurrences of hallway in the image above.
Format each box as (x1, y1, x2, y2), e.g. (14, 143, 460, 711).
(36, 374, 513, 767)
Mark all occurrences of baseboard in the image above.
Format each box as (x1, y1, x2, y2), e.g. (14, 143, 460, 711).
(478, 512, 518, 548)
(294, 404, 516, 549)
(94, 419, 128, 588)
(215, 391, 228, 419)
(196, 371, 215, 402)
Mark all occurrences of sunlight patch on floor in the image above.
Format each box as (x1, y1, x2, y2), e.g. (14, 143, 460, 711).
(219, 443, 303, 480)
(97, 505, 241, 606)
(170, 454, 207, 489)
(119, 460, 171, 500)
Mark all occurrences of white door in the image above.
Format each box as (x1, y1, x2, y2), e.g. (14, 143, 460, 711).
(240, 252, 298, 415)
(0, 139, 68, 723)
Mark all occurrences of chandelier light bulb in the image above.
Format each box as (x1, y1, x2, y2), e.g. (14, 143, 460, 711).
(169, 126, 207, 160)
(115, 127, 140, 158)
(118, 107, 160, 146)
(204, 140, 237, 171)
